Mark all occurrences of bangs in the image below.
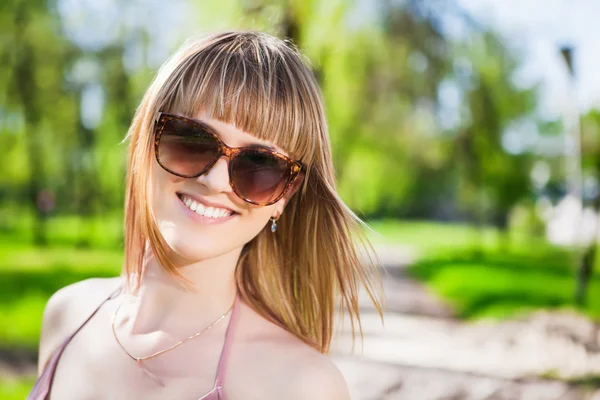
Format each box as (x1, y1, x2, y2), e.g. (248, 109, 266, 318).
(158, 32, 321, 167)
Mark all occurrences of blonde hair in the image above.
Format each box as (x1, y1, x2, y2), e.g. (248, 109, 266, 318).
(123, 31, 383, 353)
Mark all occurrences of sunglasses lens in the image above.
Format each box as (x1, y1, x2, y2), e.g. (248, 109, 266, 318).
(231, 150, 292, 204)
(157, 117, 220, 177)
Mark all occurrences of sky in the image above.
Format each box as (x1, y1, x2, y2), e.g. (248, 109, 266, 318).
(456, 0, 600, 117)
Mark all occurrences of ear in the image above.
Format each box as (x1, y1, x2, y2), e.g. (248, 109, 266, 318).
(272, 172, 305, 218)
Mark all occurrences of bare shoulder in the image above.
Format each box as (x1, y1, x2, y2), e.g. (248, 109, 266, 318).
(231, 303, 350, 400)
(37, 277, 121, 375)
(282, 348, 351, 400)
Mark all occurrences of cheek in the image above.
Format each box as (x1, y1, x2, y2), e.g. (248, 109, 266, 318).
(151, 166, 180, 219)
(151, 165, 191, 252)
(236, 206, 276, 239)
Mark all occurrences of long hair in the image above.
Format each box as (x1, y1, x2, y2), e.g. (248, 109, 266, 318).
(122, 31, 383, 353)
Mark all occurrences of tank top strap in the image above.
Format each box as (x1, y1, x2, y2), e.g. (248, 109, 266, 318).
(70, 284, 122, 341)
(45, 284, 122, 370)
(213, 292, 241, 389)
(28, 284, 122, 400)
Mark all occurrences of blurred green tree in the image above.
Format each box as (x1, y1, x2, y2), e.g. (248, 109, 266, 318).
(454, 33, 537, 247)
(1, 0, 78, 245)
(0, 0, 541, 242)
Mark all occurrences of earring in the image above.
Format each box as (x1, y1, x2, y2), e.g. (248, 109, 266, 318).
(270, 216, 279, 233)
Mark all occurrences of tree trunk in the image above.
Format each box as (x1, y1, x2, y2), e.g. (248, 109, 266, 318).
(575, 194, 600, 305)
(75, 91, 97, 249)
(14, 1, 47, 246)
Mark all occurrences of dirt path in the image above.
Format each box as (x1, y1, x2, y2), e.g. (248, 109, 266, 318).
(0, 347, 37, 379)
(361, 244, 454, 318)
(331, 244, 600, 399)
(333, 356, 596, 400)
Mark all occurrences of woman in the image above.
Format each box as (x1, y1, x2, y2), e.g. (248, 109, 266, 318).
(30, 31, 383, 400)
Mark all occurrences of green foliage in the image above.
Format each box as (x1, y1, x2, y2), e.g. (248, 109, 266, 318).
(0, 0, 543, 227)
(410, 251, 589, 320)
(581, 109, 600, 176)
(453, 33, 537, 226)
(0, 377, 35, 400)
(508, 202, 546, 237)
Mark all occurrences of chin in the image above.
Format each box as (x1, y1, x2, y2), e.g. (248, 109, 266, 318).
(173, 241, 228, 262)
(157, 225, 236, 262)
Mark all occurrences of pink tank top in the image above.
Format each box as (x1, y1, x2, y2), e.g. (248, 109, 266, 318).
(27, 286, 240, 400)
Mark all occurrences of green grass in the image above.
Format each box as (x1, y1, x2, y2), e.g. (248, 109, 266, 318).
(0, 377, 36, 400)
(0, 208, 124, 250)
(367, 219, 557, 255)
(0, 225, 122, 349)
(0, 263, 120, 349)
(368, 219, 499, 250)
(409, 250, 600, 320)
(539, 370, 600, 392)
(367, 219, 599, 321)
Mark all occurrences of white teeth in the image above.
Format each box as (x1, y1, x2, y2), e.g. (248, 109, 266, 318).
(179, 195, 232, 219)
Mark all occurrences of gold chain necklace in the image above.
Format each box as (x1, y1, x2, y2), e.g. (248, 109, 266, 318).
(111, 297, 235, 365)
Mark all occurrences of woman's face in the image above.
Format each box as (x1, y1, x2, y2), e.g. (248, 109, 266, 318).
(150, 115, 298, 263)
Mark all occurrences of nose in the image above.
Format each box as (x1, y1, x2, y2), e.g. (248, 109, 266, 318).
(195, 157, 232, 194)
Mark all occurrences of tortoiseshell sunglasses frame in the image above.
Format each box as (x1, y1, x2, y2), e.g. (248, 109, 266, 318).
(154, 112, 304, 206)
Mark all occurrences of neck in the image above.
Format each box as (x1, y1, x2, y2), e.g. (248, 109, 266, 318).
(121, 245, 242, 334)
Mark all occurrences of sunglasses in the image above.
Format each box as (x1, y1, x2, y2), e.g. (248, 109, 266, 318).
(154, 112, 304, 206)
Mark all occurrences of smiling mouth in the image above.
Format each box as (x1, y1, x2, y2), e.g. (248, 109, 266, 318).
(176, 193, 237, 219)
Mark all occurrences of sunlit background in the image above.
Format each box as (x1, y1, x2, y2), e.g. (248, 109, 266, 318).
(2, 0, 600, 398)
